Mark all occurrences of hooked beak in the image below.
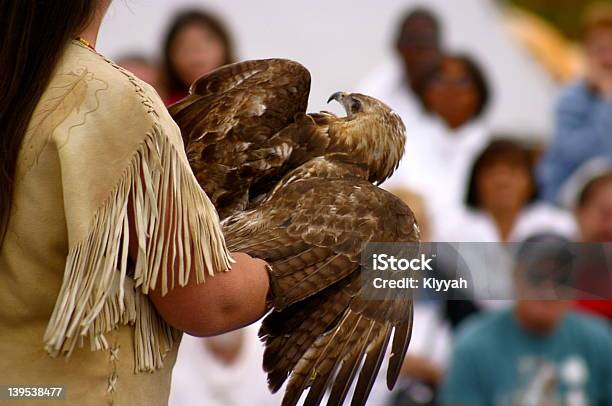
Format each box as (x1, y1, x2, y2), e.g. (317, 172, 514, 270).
(327, 91, 347, 104)
(327, 91, 354, 117)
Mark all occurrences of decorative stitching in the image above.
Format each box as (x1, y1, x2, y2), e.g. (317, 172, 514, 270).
(106, 337, 120, 405)
(73, 40, 160, 120)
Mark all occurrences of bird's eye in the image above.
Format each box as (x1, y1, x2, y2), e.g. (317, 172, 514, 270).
(351, 99, 362, 113)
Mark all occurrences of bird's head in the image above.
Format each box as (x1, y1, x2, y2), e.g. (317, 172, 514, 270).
(327, 92, 406, 183)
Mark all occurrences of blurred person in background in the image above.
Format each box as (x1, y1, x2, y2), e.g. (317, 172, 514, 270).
(561, 160, 612, 321)
(359, 8, 443, 129)
(396, 8, 445, 105)
(416, 55, 490, 132)
(385, 55, 491, 239)
(442, 139, 576, 243)
(169, 323, 281, 406)
(116, 54, 166, 98)
(441, 234, 612, 406)
(573, 166, 612, 243)
(537, 3, 612, 204)
(162, 9, 235, 106)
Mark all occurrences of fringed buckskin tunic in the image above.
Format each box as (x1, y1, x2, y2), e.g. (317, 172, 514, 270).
(0, 40, 232, 405)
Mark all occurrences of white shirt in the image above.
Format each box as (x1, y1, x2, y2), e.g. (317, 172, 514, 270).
(169, 322, 282, 406)
(171, 322, 401, 406)
(441, 202, 578, 243)
(384, 116, 490, 240)
(438, 203, 577, 308)
(406, 302, 452, 368)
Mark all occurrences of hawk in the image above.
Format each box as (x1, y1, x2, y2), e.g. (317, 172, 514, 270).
(170, 59, 419, 406)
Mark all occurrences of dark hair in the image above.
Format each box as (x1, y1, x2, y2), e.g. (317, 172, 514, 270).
(577, 171, 612, 207)
(416, 54, 491, 119)
(0, 1, 97, 243)
(465, 139, 537, 209)
(395, 7, 441, 50)
(163, 9, 235, 96)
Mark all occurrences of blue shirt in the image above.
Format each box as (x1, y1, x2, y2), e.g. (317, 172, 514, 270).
(441, 309, 612, 406)
(537, 81, 612, 203)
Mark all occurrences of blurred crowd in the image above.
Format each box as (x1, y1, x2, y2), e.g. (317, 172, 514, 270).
(115, 3, 612, 406)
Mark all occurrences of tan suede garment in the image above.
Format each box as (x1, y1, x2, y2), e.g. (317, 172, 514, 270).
(0, 41, 232, 405)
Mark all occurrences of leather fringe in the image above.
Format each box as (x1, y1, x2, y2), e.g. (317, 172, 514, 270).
(43, 123, 232, 372)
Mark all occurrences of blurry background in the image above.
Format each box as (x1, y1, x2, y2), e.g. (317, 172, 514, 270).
(509, 0, 608, 39)
(101, 0, 570, 139)
(98, 1, 612, 405)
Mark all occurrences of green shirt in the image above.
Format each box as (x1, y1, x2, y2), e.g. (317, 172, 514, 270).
(442, 308, 612, 406)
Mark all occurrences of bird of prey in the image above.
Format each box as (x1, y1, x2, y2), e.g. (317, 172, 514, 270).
(170, 59, 419, 406)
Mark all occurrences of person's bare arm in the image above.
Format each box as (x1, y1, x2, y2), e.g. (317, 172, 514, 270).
(127, 196, 270, 337)
(147, 252, 270, 337)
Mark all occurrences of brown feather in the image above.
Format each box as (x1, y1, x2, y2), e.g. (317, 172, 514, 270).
(223, 179, 417, 405)
(174, 58, 416, 406)
(170, 59, 313, 218)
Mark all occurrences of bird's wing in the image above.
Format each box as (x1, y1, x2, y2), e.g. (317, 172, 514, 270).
(223, 178, 418, 406)
(168, 59, 313, 218)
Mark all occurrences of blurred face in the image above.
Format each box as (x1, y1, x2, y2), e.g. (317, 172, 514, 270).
(120, 60, 162, 94)
(576, 180, 612, 242)
(424, 58, 481, 129)
(476, 159, 533, 215)
(204, 329, 244, 364)
(515, 300, 570, 334)
(397, 17, 442, 87)
(170, 22, 227, 88)
(585, 26, 612, 79)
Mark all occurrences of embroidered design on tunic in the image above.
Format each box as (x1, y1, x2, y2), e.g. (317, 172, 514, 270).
(20, 67, 108, 178)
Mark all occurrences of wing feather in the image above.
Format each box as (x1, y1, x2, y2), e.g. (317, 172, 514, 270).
(261, 275, 355, 392)
(224, 178, 418, 406)
(174, 58, 414, 406)
(386, 308, 414, 389)
(350, 325, 392, 406)
(301, 314, 367, 406)
(169, 59, 317, 218)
